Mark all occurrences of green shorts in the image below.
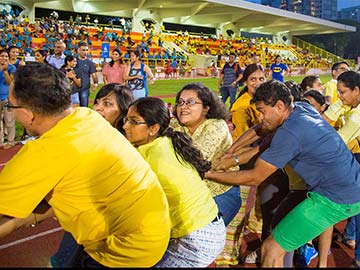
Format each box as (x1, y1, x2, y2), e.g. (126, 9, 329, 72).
(272, 191, 360, 252)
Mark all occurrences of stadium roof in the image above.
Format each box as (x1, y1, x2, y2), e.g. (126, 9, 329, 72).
(14, 0, 356, 35)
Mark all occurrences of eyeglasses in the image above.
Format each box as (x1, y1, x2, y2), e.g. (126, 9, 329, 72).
(335, 67, 350, 72)
(176, 99, 203, 107)
(4, 101, 23, 110)
(123, 116, 147, 125)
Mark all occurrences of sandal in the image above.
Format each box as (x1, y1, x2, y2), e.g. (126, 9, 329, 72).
(334, 234, 356, 250)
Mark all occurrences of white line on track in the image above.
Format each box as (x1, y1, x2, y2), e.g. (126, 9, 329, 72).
(0, 227, 63, 250)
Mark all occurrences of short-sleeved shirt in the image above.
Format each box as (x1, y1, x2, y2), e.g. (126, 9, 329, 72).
(171, 118, 234, 196)
(221, 62, 242, 87)
(230, 91, 260, 141)
(75, 58, 97, 91)
(323, 79, 338, 104)
(0, 108, 171, 267)
(138, 136, 218, 238)
(102, 63, 126, 85)
(324, 99, 360, 145)
(260, 102, 360, 204)
(46, 53, 66, 70)
(270, 62, 288, 82)
(0, 64, 16, 100)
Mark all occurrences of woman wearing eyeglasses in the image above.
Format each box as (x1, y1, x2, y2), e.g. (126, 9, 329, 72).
(123, 97, 226, 267)
(322, 70, 360, 268)
(169, 82, 242, 265)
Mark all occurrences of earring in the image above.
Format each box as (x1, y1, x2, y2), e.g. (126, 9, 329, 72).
(150, 132, 153, 136)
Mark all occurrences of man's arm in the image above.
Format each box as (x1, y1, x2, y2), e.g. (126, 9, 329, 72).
(91, 72, 98, 90)
(206, 157, 278, 186)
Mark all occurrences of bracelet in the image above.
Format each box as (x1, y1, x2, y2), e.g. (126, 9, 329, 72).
(31, 213, 37, 227)
(234, 155, 240, 165)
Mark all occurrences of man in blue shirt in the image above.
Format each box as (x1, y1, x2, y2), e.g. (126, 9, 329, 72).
(46, 40, 66, 70)
(74, 42, 98, 107)
(270, 55, 289, 82)
(218, 53, 243, 106)
(206, 80, 360, 267)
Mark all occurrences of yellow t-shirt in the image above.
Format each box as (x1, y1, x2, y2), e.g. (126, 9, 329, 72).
(0, 108, 171, 267)
(171, 118, 234, 196)
(231, 92, 260, 141)
(323, 79, 338, 104)
(324, 100, 360, 150)
(138, 136, 218, 238)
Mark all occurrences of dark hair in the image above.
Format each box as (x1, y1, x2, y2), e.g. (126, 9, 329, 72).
(173, 82, 229, 120)
(337, 71, 360, 91)
(77, 41, 88, 48)
(285, 80, 303, 101)
(241, 63, 265, 83)
(61, 55, 76, 69)
(299, 75, 320, 91)
(331, 61, 349, 71)
(303, 89, 326, 106)
(35, 49, 48, 63)
(130, 50, 140, 58)
(13, 63, 71, 115)
(130, 97, 211, 178)
(8, 46, 18, 53)
(237, 63, 265, 97)
(252, 80, 292, 107)
(0, 50, 9, 56)
(109, 48, 123, 67)
(94, 83, 134, 134)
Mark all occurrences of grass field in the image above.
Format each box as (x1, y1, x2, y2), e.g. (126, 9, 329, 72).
(15, 74, 332, 139)
(91, 73, 332, 104)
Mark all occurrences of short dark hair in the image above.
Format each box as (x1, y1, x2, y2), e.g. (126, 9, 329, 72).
(337, 70, 360, 91)
(252, 80, 292, 107)
(13, 63, 71, 115)
(303, 89, 326, 106)
(94, 83, 134, 134)
(299, 75, 320, 92)
(174, 82, 230, 120)
(331, 61, 349, 71)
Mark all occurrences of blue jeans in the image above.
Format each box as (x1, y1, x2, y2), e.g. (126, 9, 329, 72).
(220, 86, 237, 106)
(355, 214, 360, 261)
(214, 186, 241, 226)
(51, 231, 106, 268)
(79, 89, 90, 107)
(344, 216, 356, 240)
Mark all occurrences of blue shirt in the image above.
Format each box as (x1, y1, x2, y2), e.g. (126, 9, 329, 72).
(0, 64, 16, 100)
(74, 58, 96, 91)
(261, 102, 360, 204)
(270, 63, 288, 82)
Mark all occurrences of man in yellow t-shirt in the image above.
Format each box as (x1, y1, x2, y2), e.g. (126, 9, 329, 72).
(323, 61, 350, 105)
(0, 63, 171, 267)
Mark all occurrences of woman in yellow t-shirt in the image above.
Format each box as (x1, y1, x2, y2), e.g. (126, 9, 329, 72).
(123, 97, 226, 267)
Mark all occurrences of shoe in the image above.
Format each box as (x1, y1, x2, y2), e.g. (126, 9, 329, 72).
(297, 244, 318, 266)
(21, 136, 37, 145)
(1, 142, 15, 149)
(334, 234, 356, 250)
(243, 249, 260, 264)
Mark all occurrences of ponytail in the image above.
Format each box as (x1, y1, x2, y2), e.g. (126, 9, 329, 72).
(163, 127, 211, 179)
